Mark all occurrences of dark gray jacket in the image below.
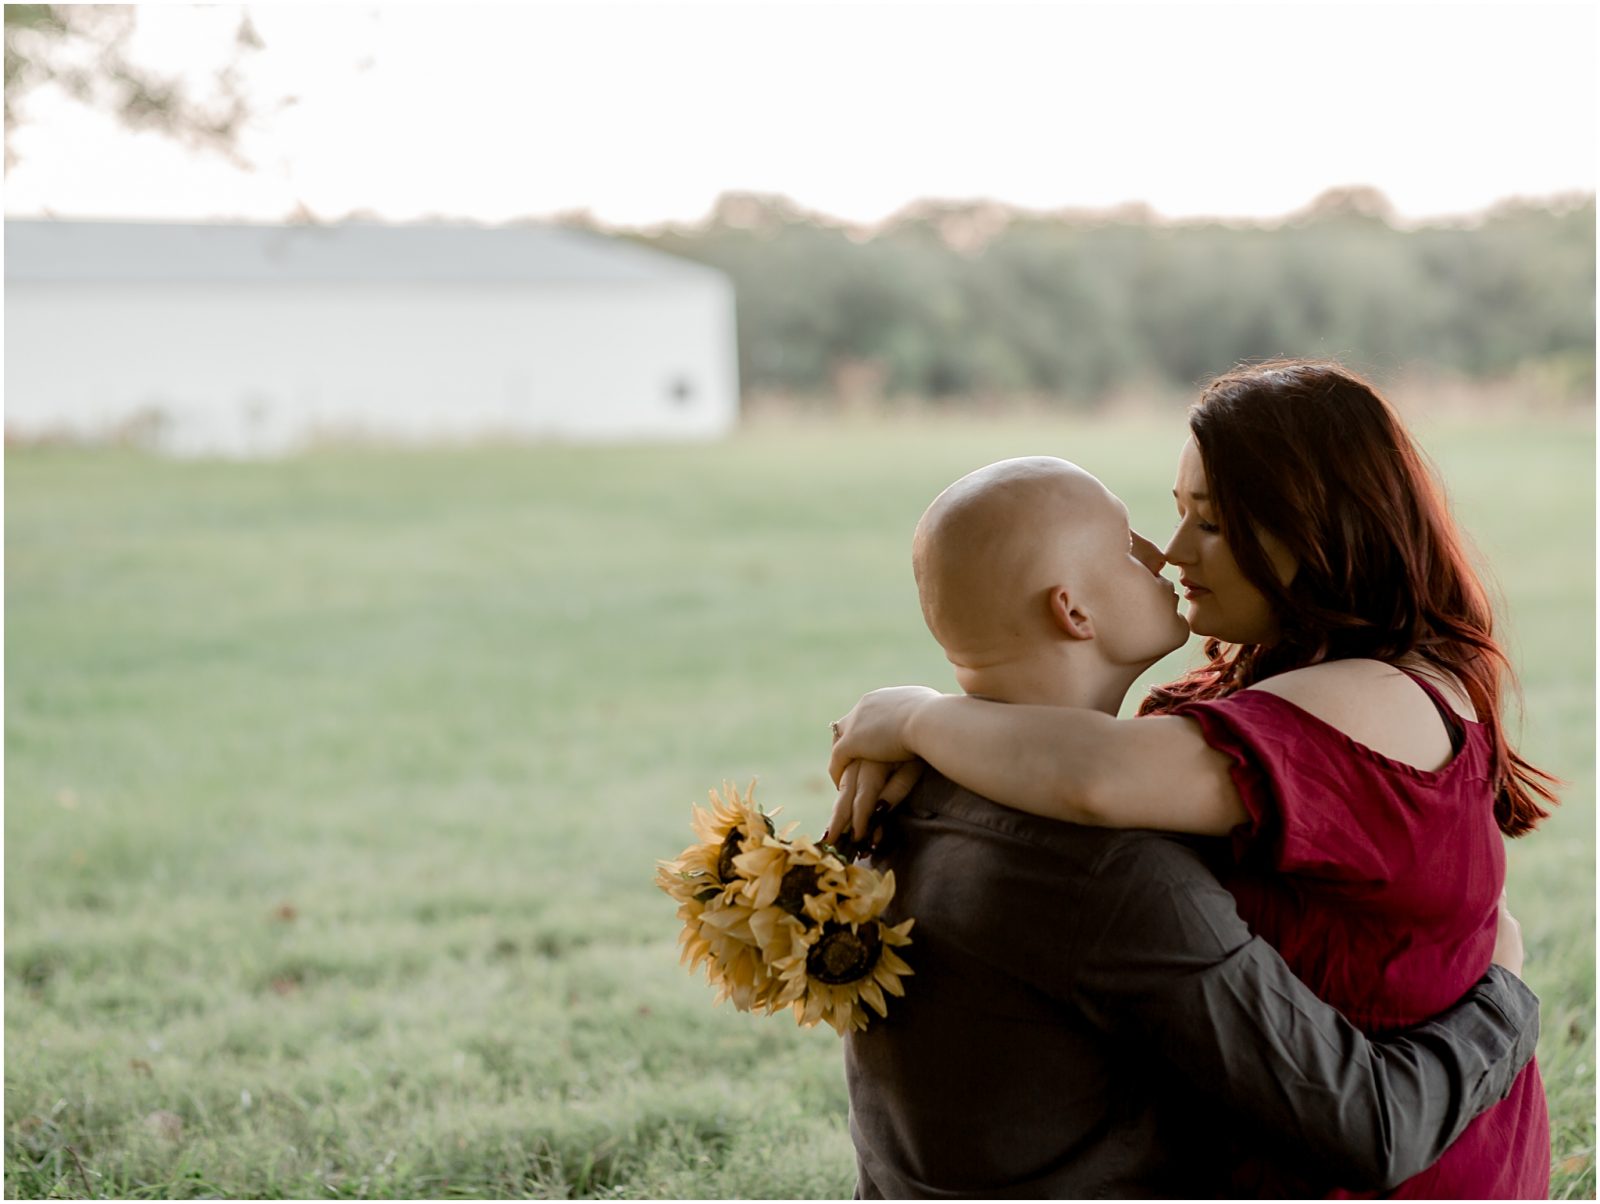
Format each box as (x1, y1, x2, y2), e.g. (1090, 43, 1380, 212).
(844, 772, 1539, 1199)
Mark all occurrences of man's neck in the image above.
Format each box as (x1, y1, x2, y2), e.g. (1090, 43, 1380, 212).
(952, 648, 1139, 716)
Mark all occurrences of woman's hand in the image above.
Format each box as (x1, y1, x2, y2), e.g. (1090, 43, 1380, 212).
(825, 758, 925, 847)
(1491, 889, 1524, 978)
(827, 686, 943, 785)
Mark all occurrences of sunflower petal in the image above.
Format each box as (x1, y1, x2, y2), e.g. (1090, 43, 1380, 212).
(879, 948, 913, 978)
(858, 977, 888, 1017)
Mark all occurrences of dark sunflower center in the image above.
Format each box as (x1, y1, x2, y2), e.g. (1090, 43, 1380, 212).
(716, 830, 743, 883)
(806, 921, 882, 985)
(775, 865, 822, 917)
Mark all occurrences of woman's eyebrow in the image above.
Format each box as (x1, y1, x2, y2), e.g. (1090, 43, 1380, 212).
(1172, 488, 1211, 501)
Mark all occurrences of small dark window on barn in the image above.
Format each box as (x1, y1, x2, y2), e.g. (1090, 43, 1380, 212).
(667, 376, 696, 406)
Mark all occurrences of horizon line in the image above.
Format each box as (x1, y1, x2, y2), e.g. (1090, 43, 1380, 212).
(5, 185, 1594, 237)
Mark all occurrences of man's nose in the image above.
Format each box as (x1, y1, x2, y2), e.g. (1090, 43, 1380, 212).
(1131, 532, 1167, 576)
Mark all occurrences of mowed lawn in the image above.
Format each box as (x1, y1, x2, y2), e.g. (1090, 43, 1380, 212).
(6, 414, 1594, 1199)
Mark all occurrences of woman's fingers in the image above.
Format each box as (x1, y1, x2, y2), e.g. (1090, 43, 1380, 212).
(848, 759, 892, 841)
(1492, 891, 1524, 977)
(828, 726, 852, 788)
(823, 691, 939, 844)
(824, 759, 922, 850)
(882, 759, 925, 806)
(825, 759, 889, 845)
(825, 761, 860, 845)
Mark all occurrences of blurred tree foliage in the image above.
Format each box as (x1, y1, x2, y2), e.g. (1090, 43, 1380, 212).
(614, 188, 1595, 407)
(3, 3, 260, 168)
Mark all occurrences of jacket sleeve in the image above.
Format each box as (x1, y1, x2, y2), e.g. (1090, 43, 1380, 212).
(1060, 837, 1539, 1192)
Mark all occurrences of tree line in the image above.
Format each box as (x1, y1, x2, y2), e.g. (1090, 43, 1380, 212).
(610, 188, 1595, 407)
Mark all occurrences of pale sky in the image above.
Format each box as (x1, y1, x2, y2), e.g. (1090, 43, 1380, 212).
(4, 2, 1594, 228)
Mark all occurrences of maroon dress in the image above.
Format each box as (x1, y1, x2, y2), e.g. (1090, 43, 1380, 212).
(1177, 672, 1550, 1199)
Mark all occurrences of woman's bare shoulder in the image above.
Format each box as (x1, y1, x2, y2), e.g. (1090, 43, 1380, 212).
(1247, 659, 1405, 722)
(1246, 659, 1471, 770)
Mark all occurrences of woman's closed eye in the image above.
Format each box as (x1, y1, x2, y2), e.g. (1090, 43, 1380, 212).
(1174, 512, 1222, 535)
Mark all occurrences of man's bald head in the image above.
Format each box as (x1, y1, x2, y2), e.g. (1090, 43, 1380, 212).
(913, 457, 1121, 660)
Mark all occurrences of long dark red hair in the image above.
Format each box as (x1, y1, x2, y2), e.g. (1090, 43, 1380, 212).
(1140, 359, 1557, 837)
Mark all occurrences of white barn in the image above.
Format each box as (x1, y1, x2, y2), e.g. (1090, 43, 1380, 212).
(4, 219, 739, 456)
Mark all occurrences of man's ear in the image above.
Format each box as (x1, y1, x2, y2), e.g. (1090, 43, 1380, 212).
(1048, 586, 1095, 641)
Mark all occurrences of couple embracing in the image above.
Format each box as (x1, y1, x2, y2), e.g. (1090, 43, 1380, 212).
(823, 360, 1552, 1198)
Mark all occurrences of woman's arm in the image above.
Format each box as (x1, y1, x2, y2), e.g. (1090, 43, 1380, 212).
(826, 687, 1245, 842)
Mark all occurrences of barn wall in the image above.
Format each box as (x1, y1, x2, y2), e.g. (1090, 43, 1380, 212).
(4, 278, 738, 454)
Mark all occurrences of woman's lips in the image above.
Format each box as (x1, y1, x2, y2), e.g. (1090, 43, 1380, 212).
(1180, 578, 1210, 600)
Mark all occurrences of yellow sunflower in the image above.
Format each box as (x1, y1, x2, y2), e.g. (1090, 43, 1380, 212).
(665, 887, 786, 1011)
(689, 780, 775, 858)
(656, 782, 775, 901)
(747, 901, 811, 967)
(733, 831, 850, 915)
(658, 781, 915, 1031)
(654, 784, 791, 1013)
(655, 782, 775, 940)
(769, 915, 916, 1034)
(763, 858, 914, 1034)
(833, 864, 899, 926)
(709, 940, 778, 1012)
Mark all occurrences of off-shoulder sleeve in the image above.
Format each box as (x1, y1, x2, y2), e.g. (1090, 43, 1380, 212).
(1174, 691, 1412, 885)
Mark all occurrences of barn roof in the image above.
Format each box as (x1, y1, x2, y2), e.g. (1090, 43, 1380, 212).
(4, 218, 726, 285)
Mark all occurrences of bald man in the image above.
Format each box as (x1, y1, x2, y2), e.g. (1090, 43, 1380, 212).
(841, 458, 1539, 1198)
(910, 455, 1188, 714)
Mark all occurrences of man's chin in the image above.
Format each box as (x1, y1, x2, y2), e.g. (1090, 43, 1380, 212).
(1131, 632, 1189, 674)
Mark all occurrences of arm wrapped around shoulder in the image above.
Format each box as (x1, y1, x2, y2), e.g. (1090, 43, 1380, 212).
(1067, 838, 1539, 1191)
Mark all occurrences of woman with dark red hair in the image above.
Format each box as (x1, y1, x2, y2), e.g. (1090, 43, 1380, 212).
(825, 360, 1555, 1197)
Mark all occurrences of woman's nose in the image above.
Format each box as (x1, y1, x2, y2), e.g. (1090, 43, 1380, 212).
(1161, 528, 1191, 566)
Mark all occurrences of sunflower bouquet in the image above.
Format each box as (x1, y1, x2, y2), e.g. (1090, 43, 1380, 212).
(655, 782, 914, 1035)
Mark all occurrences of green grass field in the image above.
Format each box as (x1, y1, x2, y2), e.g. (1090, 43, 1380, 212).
(6, 414, 1594, 1199)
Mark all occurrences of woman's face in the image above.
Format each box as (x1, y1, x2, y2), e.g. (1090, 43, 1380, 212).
(1163, 438, 1295, 645)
